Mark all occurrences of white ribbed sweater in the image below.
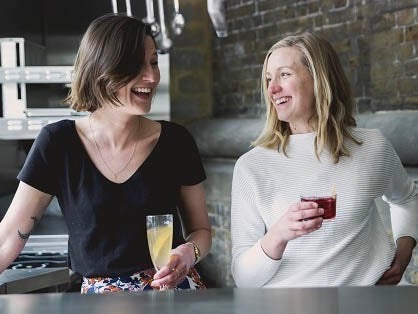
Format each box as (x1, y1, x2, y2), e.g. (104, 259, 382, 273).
(231, 128, 418, 287)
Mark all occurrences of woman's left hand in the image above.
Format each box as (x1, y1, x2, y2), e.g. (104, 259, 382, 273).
(151, 243, 195, 289)
(376, 236, 416, 285)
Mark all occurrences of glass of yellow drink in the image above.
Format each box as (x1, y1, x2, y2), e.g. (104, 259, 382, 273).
(146, 214, 173, 276)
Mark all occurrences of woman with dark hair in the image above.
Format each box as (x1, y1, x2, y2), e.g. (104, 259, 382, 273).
(231, 32, 417, 287)
(0, 14, 211, 293)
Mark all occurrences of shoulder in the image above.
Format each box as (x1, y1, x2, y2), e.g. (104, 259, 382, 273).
(350, 128, 396, 158)
(40, 119, 75, 139)
(235, 146, 273, 171)
(161, 120, 189, 134)
(352, 128, 386, 141)
(351, 128, 391, 149)
(161, 120, 196, 142)
(32, 120, 75, 149)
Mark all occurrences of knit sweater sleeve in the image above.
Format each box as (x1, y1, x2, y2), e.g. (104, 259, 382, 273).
(231, 154, 281, 287)
(381, 135, 418, 243)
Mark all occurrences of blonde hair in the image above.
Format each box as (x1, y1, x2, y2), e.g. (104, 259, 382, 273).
(64, 14, 153, 112)
(253, 32, 361, 163)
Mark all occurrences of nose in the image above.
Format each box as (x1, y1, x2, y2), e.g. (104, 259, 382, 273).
(140, 64, 159, 83)
(267, 79, 282, 97)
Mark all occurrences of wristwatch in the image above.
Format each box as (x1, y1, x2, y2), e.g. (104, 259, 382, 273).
(188, 241, 201, 265)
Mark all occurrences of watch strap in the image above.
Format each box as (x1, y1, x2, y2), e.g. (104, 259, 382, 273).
(187, 241, 201, 265)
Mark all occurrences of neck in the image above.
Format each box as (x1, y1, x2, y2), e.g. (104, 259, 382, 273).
(89, 109, 141, 150)
(289, 122, 313, 134)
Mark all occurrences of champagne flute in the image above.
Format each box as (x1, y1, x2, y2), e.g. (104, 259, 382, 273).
(146, 214, 173, 290)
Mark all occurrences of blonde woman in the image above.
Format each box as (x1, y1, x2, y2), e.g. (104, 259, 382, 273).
(0, 14, 211, 293)
(231, 33, 417, 287)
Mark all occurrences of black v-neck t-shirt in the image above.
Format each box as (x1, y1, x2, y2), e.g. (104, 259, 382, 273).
(18, 119, 206, 277)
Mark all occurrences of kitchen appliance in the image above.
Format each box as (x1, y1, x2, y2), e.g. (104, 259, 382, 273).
(10, 235, 69, 271)
(0, 235, 75, 294)
(0, 37, 83, 140)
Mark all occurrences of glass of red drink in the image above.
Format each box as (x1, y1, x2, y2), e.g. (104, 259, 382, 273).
(300, 195, 337, 220)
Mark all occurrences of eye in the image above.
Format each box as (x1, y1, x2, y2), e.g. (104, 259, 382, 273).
(266, 77, 272, 83)
(151, 60, 159, 68)
(281, 72, 290, 78)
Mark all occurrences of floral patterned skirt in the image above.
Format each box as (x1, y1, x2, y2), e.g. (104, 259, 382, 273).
(81, 267, 205, 294)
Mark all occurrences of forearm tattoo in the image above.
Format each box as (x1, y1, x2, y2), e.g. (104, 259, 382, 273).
(17, 216, 39, 240)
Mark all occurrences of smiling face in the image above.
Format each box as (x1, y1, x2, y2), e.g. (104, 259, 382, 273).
(266, 47, 315, 134)
(115, 36, 160, 115)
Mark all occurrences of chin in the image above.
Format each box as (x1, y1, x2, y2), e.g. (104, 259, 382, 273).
(275, 110, 289, 123)
(129, 103, 152, 116)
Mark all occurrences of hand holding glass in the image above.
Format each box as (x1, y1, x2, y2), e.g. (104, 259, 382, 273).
(300, 195, 337, 220)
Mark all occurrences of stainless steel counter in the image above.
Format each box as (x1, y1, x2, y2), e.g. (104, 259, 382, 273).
(0, 268, 69, 294)
(0, 287, 417, 314)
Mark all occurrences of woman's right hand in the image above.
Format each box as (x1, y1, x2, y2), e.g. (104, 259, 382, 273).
(274, 201, 324, 241)
(261, 202, 323, 260)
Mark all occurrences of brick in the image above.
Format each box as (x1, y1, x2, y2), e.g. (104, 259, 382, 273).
(333, 0, 347, 9)
(294, 4, 309, 18)
(397, 78, 418, 95)
(307, 1, 321, 15)
(326, 8, 355, 25)
(396, 8, 416, 26)
(405, 60, 418, 76)
(258, 0, 283, 12)
(240, 79, 259, 91)
(404, 97, 418, 106)
(372, 78, 397, 96)
(405, 25, 418, 41)
(371, 99, 403, 111)
(320, 0, 335, 11)
(391, 0, 418, 11)
(226, 0, 241, 7)
(332, 38, 353, 54)
(370, 29, 403, 51)
(397, 42, 415, 59)
(228, 2, 256, 20)
(256, 24, 279, 39)
(236, 16, 256, 31)
(371, 61, 403, 81)
(262, 7, 293, 23)
(345, 20, 369, 34)
(372, 13, 396, 32)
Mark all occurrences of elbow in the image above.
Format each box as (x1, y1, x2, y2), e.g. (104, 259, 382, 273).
(231, 259, 265, 288)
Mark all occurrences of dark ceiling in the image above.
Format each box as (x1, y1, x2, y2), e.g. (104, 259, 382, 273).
(0, 0, 147, 44)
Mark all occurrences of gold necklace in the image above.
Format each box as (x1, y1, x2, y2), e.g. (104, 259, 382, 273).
(88, 113, 138, 180)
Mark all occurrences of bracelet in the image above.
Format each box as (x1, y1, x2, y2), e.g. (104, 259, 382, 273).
(186, 241, 201, 265)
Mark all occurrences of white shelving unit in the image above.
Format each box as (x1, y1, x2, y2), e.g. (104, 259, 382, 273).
(0, 66, 73, 84)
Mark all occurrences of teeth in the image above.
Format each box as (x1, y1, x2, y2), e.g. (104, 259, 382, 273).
(132, 87, 151, 93)
(275, 96, 290, 105)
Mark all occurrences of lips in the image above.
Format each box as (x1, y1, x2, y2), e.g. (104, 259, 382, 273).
(275, 96, 291, 105)
(132, 87, 151, 95)
(131, 87, 154, 100)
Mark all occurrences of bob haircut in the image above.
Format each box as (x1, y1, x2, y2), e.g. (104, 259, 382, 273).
(65, 13, 153, 112)
(253, 32, 361, 163)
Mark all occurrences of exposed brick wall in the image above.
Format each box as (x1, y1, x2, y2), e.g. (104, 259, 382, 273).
(212, 0, 418, 118)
